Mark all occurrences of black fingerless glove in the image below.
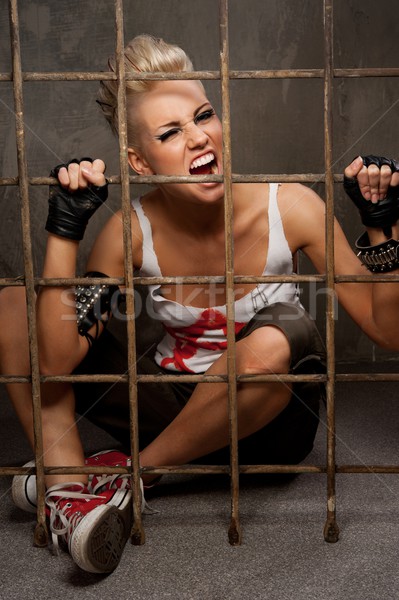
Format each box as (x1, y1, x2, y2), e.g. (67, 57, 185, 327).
(45, 158, 108, 241)
(343, 155, 399, 237)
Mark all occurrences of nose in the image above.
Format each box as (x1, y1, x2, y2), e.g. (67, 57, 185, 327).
(186, 122, 208, 148)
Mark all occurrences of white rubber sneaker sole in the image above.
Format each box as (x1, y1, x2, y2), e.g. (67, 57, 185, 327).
(104, 488, 133, 524)
(70, 503, 131, 574)
(11, 460, 37, 513)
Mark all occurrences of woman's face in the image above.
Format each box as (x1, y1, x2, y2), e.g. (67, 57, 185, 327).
(128, 80, 224, 203)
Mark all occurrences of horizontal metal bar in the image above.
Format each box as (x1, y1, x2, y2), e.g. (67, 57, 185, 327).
(3, 372, 399, 386)
(0, 173, 344, 186)
(1, 67, 398, 83)
(4, 461, 399, 479)
(0, 465, 133, 476)
(335, 274, 399, 283)
(4, 372, 399, 386)
(5, 272, 399, 288)
(0, 463, 326, 478)
(0, 71, 117, 81)
(4, 462, 399, 479)
(0, 375, 30, 383)
(36, 274, 325, 286)
(42, 373, 325, 384)
(0, 278, 25, 286)
(336, 373, 399, 382)
(334, 68, 399, 78)
(337, 465, 399, 473)
(141, 464, 327, 475)
(138, 373, 326, 384)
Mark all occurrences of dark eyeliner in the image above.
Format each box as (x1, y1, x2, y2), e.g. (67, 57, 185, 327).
(156, 128, 180, 142)
(194, 108, 215, 124)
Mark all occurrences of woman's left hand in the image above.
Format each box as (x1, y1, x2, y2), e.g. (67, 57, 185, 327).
(344, 155, 399, 204)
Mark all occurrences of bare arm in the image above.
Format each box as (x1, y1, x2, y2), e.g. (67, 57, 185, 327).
(342, 156, 399, 348)
(37, 159, 124, 374)
(281, 165, 399, 350)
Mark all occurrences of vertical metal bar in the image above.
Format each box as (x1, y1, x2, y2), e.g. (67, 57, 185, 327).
(8, 0, 48, 547)
(219, 0, 241, 546)
(323, 0, 339, 543)
(114, 0, 144, 545)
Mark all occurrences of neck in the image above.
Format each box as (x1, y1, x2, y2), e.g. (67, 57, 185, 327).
(159, 191, 227, 237)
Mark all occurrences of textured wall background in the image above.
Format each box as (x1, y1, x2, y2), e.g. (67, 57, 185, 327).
(0, 0, 398, 363)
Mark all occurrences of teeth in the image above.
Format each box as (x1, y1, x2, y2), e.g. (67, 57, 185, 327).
(190, 152, 215, 170)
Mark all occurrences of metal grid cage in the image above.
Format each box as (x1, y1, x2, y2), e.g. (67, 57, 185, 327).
(2, 0, 399, 548)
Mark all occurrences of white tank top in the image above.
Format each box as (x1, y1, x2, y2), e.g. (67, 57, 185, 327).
(131, 183, 302, 373)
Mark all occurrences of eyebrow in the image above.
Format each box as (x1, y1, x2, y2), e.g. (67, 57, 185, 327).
(155, 102, 211, 132)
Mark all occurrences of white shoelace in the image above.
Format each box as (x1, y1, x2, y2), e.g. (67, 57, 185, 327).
(91, 472, 131, 495)
(92, 474, 157, 515)
(45, 482, 105, 549)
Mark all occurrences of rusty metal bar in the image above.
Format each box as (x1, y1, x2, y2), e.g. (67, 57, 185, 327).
(9, 272, 399, 286)
(0, 373, 326, 385)
(6, 271, 399, 287)
(334, 274, 399, 283)
(335, 373, 399, 382)
(113, 0, 145, 546)
(1, 66, 399, 82)
(34, 274, 325, 285)
(334, 68, 399, 78)
(6, 461, 399, 475)
(12, 272, 399, 285)
(6, 371, 399, 386)
(8, 0, 48, 547)
(220, 0, 241, 547)
(323, 0, 340, 544)
(0, 463, 326, 477)
(0, 173, 340, 186)
(7, 370, 399, 386)
(336, 466, 399, 473)
(6, 461, 399, 478)
(38, 273, 399, 285)
(4, 461, 399, 479)
(36, 372, 399, 383)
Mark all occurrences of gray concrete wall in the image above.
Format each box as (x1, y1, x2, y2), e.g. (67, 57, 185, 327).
(1, 0, 398, 363)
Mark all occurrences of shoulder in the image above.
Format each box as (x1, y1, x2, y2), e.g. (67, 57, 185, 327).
(277, 183, 326, 252)
(278, 183, 325, 215)
(277, 183, 363, 277)
(87, 204, 144, 274)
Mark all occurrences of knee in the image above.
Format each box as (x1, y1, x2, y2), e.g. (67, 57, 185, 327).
(236, 326, 291, 375)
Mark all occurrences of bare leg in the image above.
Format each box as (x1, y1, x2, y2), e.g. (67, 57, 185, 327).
(139, 326, 292, 479)
(0, 287, 86, 488)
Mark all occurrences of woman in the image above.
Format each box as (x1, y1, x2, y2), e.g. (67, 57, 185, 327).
(4, 34, 399, 573)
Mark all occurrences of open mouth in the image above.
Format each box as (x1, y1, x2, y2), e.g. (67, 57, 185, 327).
(189, 152, 218, 176)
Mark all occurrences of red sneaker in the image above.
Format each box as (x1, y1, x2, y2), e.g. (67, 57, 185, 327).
(86, 450, 158, 513)
(10, 453, 128, 514)
(11, 450, 158, 515)
(86, 450, 132, 494)
(45, 482, 131, 574)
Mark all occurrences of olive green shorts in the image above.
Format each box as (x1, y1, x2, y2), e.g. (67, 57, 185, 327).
(75, 302, 325, 465)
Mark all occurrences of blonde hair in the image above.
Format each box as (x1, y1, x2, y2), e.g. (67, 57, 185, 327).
(97, 34, 199, 147)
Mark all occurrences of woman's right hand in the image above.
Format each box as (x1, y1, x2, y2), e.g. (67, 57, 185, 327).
(56, 158, 106, 191)
(45, 157, 108, 241)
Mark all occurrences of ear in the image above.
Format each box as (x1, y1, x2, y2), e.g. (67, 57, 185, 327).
(128, 147, 154, 175)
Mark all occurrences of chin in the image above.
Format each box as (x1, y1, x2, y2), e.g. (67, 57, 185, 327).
(193, 184, 225, 203)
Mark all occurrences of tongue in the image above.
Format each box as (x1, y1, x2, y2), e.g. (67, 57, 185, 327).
(190, 163, 212, 175)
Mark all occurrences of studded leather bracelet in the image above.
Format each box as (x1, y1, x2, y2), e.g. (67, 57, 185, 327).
(355, 231, 399, 273)
(75, 271, 120, 345)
